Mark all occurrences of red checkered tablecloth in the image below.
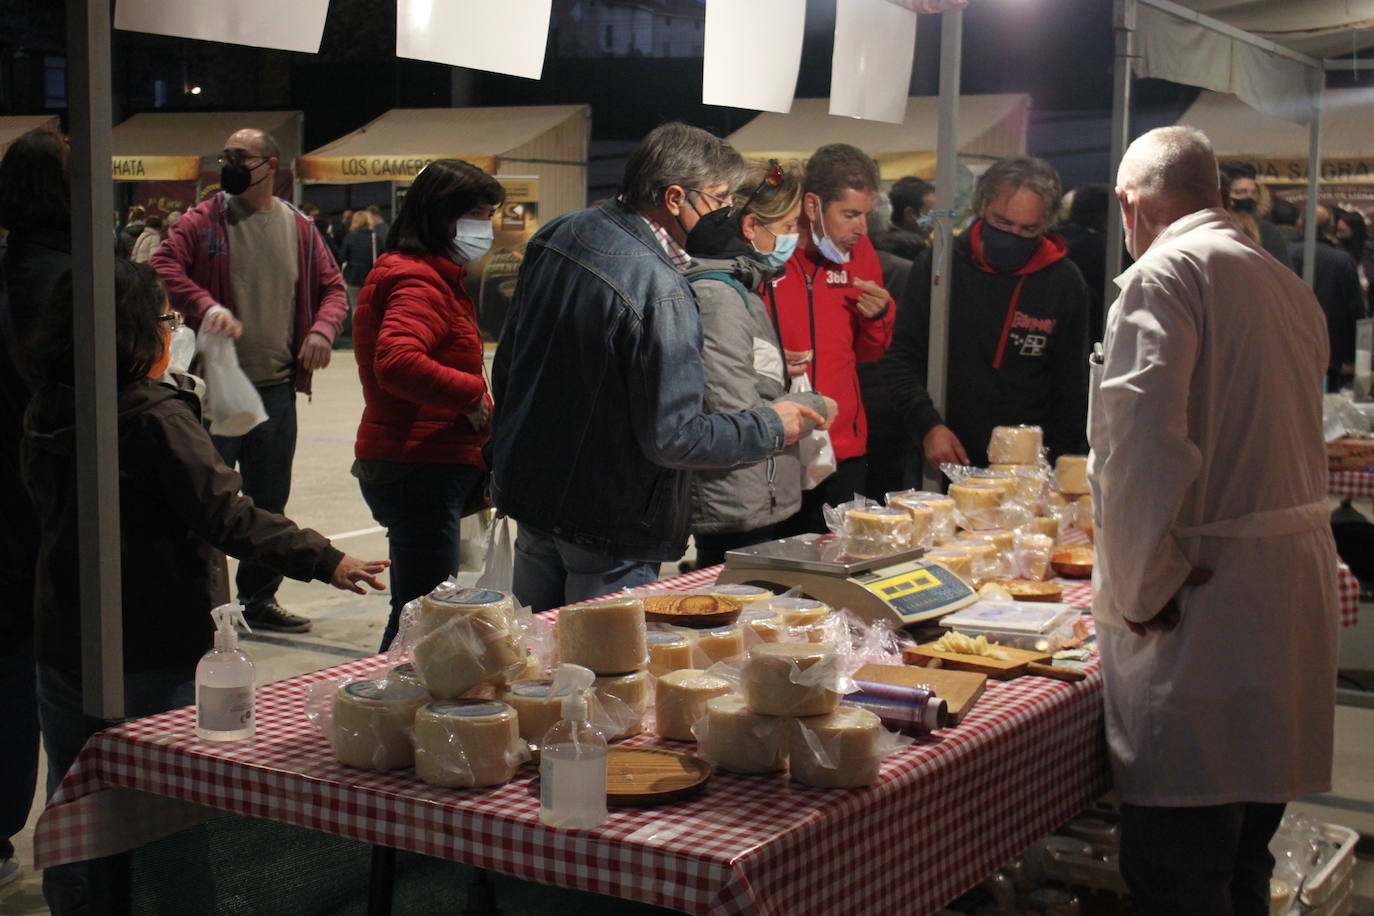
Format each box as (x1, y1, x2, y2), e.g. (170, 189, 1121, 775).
(1331, 470, 1374, 500)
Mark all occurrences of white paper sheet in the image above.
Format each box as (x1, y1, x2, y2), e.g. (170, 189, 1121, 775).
(830, 0, 918, 124)
(702, 0, 806, 113)
(114, 0, 329, 54)
(397, 0, 552, 81)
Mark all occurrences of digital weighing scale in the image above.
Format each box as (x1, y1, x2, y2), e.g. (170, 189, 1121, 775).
(716, 534, 977, 629)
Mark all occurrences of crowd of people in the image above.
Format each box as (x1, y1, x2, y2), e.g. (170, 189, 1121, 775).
(0, 116, 1351, 913)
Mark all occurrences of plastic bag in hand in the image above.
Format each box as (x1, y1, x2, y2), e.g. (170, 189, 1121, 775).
(197, 328, 267, 436)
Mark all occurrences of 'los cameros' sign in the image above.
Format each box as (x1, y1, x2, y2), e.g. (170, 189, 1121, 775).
(1244, 158, 1374, 183)
(297, 154, 498, 183)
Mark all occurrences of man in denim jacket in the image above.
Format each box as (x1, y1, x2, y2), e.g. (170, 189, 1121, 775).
(490, 123, 833, 611)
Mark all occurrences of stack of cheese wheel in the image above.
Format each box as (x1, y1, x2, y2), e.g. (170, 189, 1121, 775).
(987, 425, 1043, 466)
(645, 629, 694, 677)
(593, 670, 649, 738)
(413, 699, 522, 788)
(1055, 454, 1090, 496)
(886, 495, 934, 548)
(967, 470, 1017, 503)
(742, 643, 842, 717)
(898, 491, 956, 538)
(412, 588, 525, 700)
(555, 597, 648, 742)
(925, 546, 974, 581)
(843, 506, 912, 557)
(948, 481, 1004, 530)
(697, 695, 789, 774)
(502, 678, 563, 745)
(331, 678, 431, 771)
(654, 668, 733, 741)
(788, 705, 886, 789)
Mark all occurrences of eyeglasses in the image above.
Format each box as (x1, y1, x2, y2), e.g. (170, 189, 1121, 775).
(685, 187, 731, 213)
(157, 311, 183, 330)
(737, 159, 785, 215)
(217, 153, 266, 168)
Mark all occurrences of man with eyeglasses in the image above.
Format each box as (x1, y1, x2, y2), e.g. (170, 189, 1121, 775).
(151, 128, 347, 633)
(882, 156, 1090, 472)
(489, 122, 833, 611)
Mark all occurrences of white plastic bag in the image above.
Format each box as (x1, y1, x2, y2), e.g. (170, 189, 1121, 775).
(475, 514, 514, 594)
(789, 373, 836, 490)
(197, 328, 267, 436)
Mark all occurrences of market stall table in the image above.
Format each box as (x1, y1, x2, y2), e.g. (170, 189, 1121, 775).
(1330, 469, 1374, 500)
(32, 563, 1359, 914)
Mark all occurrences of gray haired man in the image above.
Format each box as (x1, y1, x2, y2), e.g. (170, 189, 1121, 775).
(489, 122, 834, 611)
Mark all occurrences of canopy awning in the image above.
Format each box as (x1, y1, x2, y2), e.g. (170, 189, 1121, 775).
(1176, 0, 1374, 59)
(725, 94, 1029, 180)
(110, 110, 303, 181)
(0, 115, 61, 156)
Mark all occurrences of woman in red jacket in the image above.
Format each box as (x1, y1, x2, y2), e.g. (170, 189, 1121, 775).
(352, 159, 505, 650)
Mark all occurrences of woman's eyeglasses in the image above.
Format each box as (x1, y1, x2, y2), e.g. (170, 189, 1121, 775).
(157, 311, 183, 330)
(736, 159, 785, 214)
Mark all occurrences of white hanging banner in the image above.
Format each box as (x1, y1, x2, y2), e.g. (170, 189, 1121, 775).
(115, 0, 329, 54)
(702, 0, 806, 113)
(830, 0, 918, 124)
(397, 0, 552, 81)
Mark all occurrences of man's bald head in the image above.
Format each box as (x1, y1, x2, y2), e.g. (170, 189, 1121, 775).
(1116, 126, 1219, 208)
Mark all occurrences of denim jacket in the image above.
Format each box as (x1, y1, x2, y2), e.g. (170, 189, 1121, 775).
(489, 200, 789, 562)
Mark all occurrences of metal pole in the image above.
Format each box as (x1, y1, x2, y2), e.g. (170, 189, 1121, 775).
(1104, 0, 1136, 317)
(924, 6, 961, 490)
(67, 0, 124, 718)
(1302, 87, 1323, 288)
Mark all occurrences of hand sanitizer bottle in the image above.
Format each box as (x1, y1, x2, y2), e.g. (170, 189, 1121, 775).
(196, 603, 255, 742)
(539, 664, 608, 829)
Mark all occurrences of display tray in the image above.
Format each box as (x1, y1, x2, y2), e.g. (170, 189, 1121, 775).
(606, 747, 712, 806)
(903, 642, 1052, 680)
(641, 594, 743, 628)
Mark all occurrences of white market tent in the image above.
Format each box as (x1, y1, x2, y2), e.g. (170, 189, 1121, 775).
(0, 114, 60, 157)
(111, 109, 303, 183)
(297, 105, 590, 221)
(726, 94, 1028, 180)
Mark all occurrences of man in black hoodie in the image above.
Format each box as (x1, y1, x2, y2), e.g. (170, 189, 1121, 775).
(882, 157, 1090, 471)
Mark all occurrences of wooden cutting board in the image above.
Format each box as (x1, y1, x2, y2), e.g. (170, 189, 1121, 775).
(853, 663, 987, 725)
(903, 643, 1052, 681)
(606, 747, 712, 807)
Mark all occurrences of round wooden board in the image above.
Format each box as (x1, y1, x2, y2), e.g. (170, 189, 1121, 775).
(1051, 547, 1094, 579)
(995, 579, 1064, 602)
(641, 594, 742, 629)
(606, 746, 712, 807)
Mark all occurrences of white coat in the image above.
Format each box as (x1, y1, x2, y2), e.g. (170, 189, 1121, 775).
(1088, 208, 1339, 806)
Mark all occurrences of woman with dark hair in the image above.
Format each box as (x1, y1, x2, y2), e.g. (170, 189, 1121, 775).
(352, 158, 505, 650)
(1334, 207, 1368, 267)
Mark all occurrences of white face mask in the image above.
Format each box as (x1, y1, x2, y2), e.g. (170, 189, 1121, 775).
(452, 218, 494, 264)
(808, 194, 851, 264)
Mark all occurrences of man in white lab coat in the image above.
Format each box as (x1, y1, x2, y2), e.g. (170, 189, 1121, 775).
(1090, 126, 1339, 914)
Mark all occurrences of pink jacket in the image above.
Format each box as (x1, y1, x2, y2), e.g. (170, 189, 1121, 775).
(151, 192, 348, 394)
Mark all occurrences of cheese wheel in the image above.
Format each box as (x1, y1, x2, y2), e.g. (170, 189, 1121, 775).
(844, 506, 911, 554)
(707, 584, 774, 604)
(654, 668, 732, 741)
(694, 624, 746, 665)
(742, 643, 842, 717)
(960, 541, 1000, 581)
(802, 613, 839, 645)
(887, 497, 934, 547)
(413, 699, 521, 788)
(925, 547, 973, 580)
(1016, 532, 1054, 580)
(593, 670, 649, 739)
(1032, 515, 1061, 542)
(1077, 494, 1095, 542)
(788, 705, 884, 789)
(1055, 454, 1090, 495)
(764, 597, 832, 628)
(697, 695, 788, 774)
(412, 610, 525, 700)
(389, 662, 423, 689)
(958, 527, 1013, 555)
(987, 425, 1043, 466)
(949, 482, 1003, 512)
(331, 679, 430, 771)
(967, 471, 1017, 502)
(556, 597, 647, 675)
(502, 678, 562, 744)
(418, 587, 514, 639)
(645, 630, 695, 677)
(739, 608, 785, 644)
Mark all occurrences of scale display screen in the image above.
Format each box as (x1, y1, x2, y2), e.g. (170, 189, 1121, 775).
(862, 563, 974, 623)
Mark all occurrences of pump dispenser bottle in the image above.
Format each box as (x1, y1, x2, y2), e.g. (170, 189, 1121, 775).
(539, 664, 608, 829)
(195, 603, 256, 741)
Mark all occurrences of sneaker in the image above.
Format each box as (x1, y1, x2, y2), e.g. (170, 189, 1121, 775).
(243, 601, 312, 633)
(0, 858, 20, 888)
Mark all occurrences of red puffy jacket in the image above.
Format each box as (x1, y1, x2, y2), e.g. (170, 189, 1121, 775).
(353, 252, 489, 467)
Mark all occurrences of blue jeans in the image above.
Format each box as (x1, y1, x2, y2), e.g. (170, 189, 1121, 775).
(212, 382, 297, 609)
(37, 663, 196, 915)
(513, 524, 659, 612)
(0, 638, 38, 862)
(359, 462, 484, 651)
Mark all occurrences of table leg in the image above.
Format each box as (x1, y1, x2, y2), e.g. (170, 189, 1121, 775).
(462, 867, 503, 916)
(367, 845, 396, 916)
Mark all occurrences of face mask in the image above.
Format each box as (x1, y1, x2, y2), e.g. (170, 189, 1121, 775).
(807, 194, 851, 264)
(452, 218, 494, 264)
(220, 158, 271, 197)
(1230, 197, 1257, 214)
(147, 326, 172, 379)
(980, 222, 1042, 272)
(684, 205, 744, 258)
(762, 231, 799, 269)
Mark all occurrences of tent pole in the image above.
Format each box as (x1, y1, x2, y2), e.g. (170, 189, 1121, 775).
(1302, 88, 1322, 289)
(67, 0, 124, 718)
(1104, 0, 1136, 318)
(924, 6, 962, 490)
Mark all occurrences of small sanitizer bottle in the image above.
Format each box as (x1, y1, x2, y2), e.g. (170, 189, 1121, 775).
(195, 603, 255, 742)
(539, 664, 608, 829)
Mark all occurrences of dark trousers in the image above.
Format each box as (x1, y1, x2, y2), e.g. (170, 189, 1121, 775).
(359, 463, 484, 652)
(0, 638, 38, 862)
(775, 456, 869, 537)
(1119, 801, 1286, 916)
(212, 382, 297, 609)
(693, 525, 776, 569)
(864, 429, 918, 501)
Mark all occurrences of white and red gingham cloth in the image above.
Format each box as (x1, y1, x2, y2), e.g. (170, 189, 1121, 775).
(1330, 470, 1374, 500)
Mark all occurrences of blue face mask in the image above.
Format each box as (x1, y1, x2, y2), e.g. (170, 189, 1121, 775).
(810, 218, 851, 264)
(452, 218, 494, 264)
(763, 231, 799, 268)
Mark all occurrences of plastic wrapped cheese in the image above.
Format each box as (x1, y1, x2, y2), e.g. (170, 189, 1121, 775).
(693, 624, 746, 665)
(1077, 494, 1095, 542)
(958, 527, 1013, 554)
(844, 506, 912, 556)
(742, 642, 843, 717)
(707, 583, 774, 604)
(555, 597, 647, 675)
(412, 609, 525, 700)
(987, 425, 1043, 466)
(502, 678, 562, 744)
(960, 541, 1000, 582)
(949, 482, 1004, 528)
(413, 699, 525, 788)
(764, 597, 832, 628)
(925, 547, 973, 580)
(593, 670, 649, 739)
(695, 695, 788, 774)
(645, 629, 695, 677)
(417, 587, 515, 639)
(788, 705, 885, 789)
(654, 668, 732, 741)
(1014, 532, 1055, 580)
(967, 471, 1017, 503)
(1055, 454, 1090, 495)
(331, 679, 430, 771)
(1032, 515, 1061, 542)
(739, 608, 785, 644)
(886, 497, 934, 548)
(893, 491, 956, 539)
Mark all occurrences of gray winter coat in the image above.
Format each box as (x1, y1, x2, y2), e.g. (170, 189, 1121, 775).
(686, 255, 806, 534)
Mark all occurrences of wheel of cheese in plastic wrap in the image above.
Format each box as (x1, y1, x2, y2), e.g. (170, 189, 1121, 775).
(949, 482, 1004, 527)
(893, 490, 956, 537)
(788, 705, 885, 789)
(412, 607, 525, 700)
(555, 596, 647, 675)
(958, 527, 1014, 555)
(764, 596, 832, 628)
(707, 583, 775, 604)
(738, 608, 786, 644)
(1055, 454, 1090, 496)
(886, 496, 934, 547)
(645, 629, 695, 677)
(844, 506, 912, 555)
(654, 668, 733, 741)
(1031, 515, 1061, 542)
(925, 546, 974, 581)
(418, 587, 515, 639)
(695, 695, 788, 774)
(1077, 493, 1094, 542)
(502, 678, 562, 745)
(966, 470, 1018, 503)
(960, 540, 1001, 582)
(987, 424, 1043, 466)
(593, 670, 649, 739)
(331, 678, 430, 771)
(693, 623, 746, 665)
(413, 699, 523, 788)
(742, 642, 842, 717)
